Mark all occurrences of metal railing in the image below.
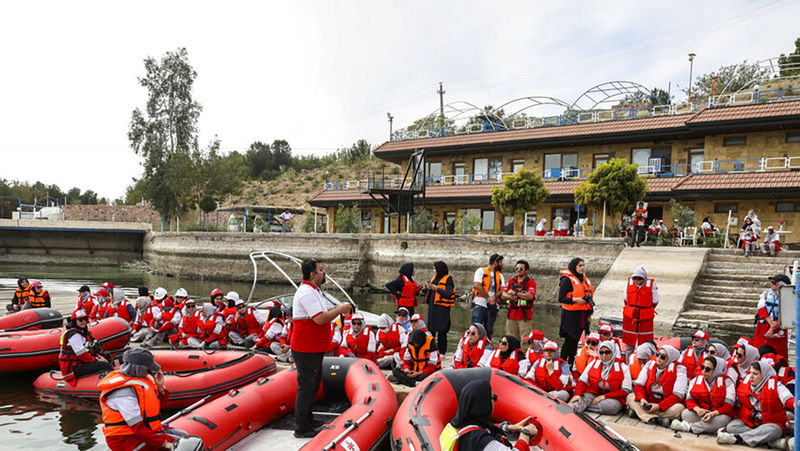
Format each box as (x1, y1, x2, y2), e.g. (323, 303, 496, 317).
(390, 87, 800, 142)
(323, 155, 800, 191)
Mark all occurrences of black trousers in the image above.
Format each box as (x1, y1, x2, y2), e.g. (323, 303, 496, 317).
(435, 330, 447, 355)
(292, 350, 324, 432)
(391, 366, 430, 387)
(73, 360, 113, 378)
(561, 335, 579, 366)
(633, 225, 645, 246)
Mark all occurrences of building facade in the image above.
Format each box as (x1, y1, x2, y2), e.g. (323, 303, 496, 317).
(309, 97, 800, 245)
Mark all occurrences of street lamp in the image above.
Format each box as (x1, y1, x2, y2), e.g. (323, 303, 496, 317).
(688, 53, 696, 102)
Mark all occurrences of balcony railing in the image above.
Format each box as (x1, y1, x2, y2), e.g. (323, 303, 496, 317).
(390, 87, 800, 142)
(323, 156, 800, 191)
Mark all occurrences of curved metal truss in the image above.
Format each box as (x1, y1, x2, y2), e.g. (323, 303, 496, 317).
(733, 55, 800, 94)
(490, 96, 571, 121)
(427, 101, 486, 122)
(569, 80, 662, 111)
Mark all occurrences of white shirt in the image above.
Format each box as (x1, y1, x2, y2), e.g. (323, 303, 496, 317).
(472, 268, 505, 308)
(292, 282, 328, 320)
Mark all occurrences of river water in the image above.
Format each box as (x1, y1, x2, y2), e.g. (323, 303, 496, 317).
(0, 263, 570, 450)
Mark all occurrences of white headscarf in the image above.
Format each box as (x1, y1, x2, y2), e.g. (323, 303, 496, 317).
(705, 356, 728, 383)
(735, 344, 760, 379)
(536, 218, 547, 231)
(631, 266, 648, 282)
(751, 359, 777, 394)
(708, 342, 731, 361)
(635, 341, 657, 361)
(599, 340, 618, 379)
(112, 288, 126, 306)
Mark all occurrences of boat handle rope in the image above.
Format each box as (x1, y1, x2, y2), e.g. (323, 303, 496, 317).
(166, 351, 256, 377)
(322, 409, 373, 451)
(163, 395, 212, 425)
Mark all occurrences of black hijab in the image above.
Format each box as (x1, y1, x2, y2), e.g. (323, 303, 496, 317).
(568, 257, 584, 282)
(399, 263, 414, 279)
(409, 329, 427, 347)
(17, 278, 28, 289)
(450, 380, 507, 449)
(433, 261, 449, 283)
(499, 335, 521, 360)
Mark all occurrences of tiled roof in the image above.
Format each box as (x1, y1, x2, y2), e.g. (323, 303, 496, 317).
(374, 100, 800, 155)
(308, 171, 800, 206)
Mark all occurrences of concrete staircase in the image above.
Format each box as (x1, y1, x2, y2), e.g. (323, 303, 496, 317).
(673, 249, 800, 340)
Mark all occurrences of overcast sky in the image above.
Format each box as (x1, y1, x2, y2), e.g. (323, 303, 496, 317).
(2, 0, 798, 200)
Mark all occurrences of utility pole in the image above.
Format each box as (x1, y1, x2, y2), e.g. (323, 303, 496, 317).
(688, 53, 696, 101)
(387, 112, 394, 140)
(437, 82, 446, 128)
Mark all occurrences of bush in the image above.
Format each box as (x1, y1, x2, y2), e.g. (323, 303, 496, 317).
(409, 208, 433, 234)
(454, 210, 481, 234)
(312, 180, 321, 187)
(670, 199, 695, 228)
(334, 204, 361, 233)
(303, 187, 310, 193)
(699, 229, 727, 248)
(655, 229, 676, 246)
(284, 186, 294, 194)
(185, 222, 226, 232)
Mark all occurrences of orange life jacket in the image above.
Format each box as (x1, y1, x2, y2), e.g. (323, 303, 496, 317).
(471, 267, 501, 299)
(736, 376, 790, 431)
(431, 274, 455, 307)
(407, 334, 441, 373)
(559, 270, 593, 311)
(28, 290, 49, 308)
(396, 274, 418, 308)
(574, 346, 597, 376)
(14, 287, 30, 305)
(98, 370, 163, 436)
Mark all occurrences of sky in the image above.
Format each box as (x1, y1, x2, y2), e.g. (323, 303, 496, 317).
(1, 0, 799, 200)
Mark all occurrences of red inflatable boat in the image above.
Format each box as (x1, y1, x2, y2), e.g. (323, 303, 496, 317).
(169, 357, 397, 450)
(0, 317, 130, 373)
(0, 308, 63, 331)
(33, 350, 277, 409)
(392, 367, 635, 451)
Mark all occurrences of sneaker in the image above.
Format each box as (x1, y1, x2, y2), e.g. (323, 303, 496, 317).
(716, 430, 737, 445)
(768, 437, 787, 450)
(387, 375, 399, 383)
(670, 419, 691, 433)
(293, 428, 318, 439)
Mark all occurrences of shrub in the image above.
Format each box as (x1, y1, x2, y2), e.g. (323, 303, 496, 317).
(454, 210, 481, 234)
(284, 186, 294, 194)
(409, 208, 433, 234)
(334, 204, 361, 233)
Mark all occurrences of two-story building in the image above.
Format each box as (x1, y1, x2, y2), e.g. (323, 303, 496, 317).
(309, 94, 800, 245)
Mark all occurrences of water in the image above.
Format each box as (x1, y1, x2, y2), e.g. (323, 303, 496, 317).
(0, 263, 567, 450)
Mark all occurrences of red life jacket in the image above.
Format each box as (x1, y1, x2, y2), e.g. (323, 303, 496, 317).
(281, 321, 293, 347)
(526, 349, 541, 365)
(107, 301, 132, 322)
(531, 358, 570, 391)
(678, 347, 703, 377)
(204, 309, 229, 345)
(489, 349, 522, 375)
(736, 376, 789, 431)
(506, 276, 534, 321)
(688, 375, 729, 410)
(624, 278, 655, 321)
(232, 307, 262, 336)
(396, 274, 417, 308)
(585, 359, 626, 395)
(459, 338, 490, 368)
(378, 323, 402, 354)
(344, 328, 375, 360)
(642, 361, 678, 402)
(76, 295, 96, 315)
(179, 311, 204, 337)
(58, 327, 97, 383)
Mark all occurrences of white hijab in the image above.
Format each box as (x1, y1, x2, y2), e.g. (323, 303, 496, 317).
(599, 340, 618, 379)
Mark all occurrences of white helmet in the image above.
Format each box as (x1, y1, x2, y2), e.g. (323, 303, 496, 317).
(154, 287, 168, 301)
(175, 288, 188, 298)
(225, 291, 240, 303)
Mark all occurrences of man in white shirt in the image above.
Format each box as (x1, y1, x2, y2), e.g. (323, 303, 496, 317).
(471, 254, 505, 340)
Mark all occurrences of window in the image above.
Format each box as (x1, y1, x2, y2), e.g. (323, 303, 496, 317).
(689, 148, 705, 173)
(553, 207, 570, 224)
(489, 158, 503, 180)
(512, 159, 525, 173)
(361, 211, 372, 232)
(503, 216, 514, 235)
(524, 211, 537, 236)
(482, 210, 495, 230)
(714, 203, 738, 213)
(474, 158, 488, 181)
(723, 136, 746, 146)
(454, 163, 466, 184)
(776, 202, 800, 212)
(786, 133, 800, 143)
(426, 162, 441, 183)
(543, 153, 578, 178)
(445, 212, 456, 234)
(631, 147, 671, 174)
(593, 153, 610, 168)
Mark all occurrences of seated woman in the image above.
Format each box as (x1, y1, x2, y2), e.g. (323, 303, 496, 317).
(760, 348, 795, 393)
(440, 379, 540, 451)
(678, 330, 711, 377)
(59, 309, 113, 384)
(717, 360, 795, 447)
(627, 345, 687, 427)
(525, 341, 573, 402)
(535, 218, 547, 236)
(454, 323, 493, 369)
(391, 329, 441, 387)
(702, 216, 719, 236)
(753, 274, 790, 359)
(671, 356, 735, 435)
(730, 343, 760, 385)
(627, 341, 657, 380)
(522, 329, 545, 364)
(573, 332, 600, 378)
(569, 341, 632, 414)
(489, 335, 527, 377)
(706, 342, 738, 385)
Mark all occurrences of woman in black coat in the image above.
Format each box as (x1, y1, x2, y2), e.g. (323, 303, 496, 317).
(426, 261, 455, 355)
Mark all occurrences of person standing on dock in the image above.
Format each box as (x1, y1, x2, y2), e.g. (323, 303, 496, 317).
(631, 201, 647, 247)
(471, 254, 504, 340)
(558, 257, 593, 365)
(292, 258, 352, 439)
(386, 263, 421, 317)
(424, 261, 455, 356)
(501, 259, 536, 341)
(621, 266, 658, 355)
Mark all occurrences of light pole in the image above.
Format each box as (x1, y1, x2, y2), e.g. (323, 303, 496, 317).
(688, 53, 696, 102)
(387, 112, 394, 140)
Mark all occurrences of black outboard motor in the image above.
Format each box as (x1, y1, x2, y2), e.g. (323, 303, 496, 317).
(172, 435, 206, 451)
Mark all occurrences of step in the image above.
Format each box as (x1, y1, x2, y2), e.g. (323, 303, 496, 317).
(706, 254, 800, 265)
(687, 303, 756, 315)
(693, 287, 764, 297)
(698, 272, 779, 283)
(691, 296, 757, 308)
(709, 248, 800, 258)
(674, 310, 755, 337)
(705, 261, 788, 271)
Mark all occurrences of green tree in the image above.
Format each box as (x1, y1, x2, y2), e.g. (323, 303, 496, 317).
(124, 178, 148, 205)
(193, 138, 246, 212)
(404, 114, 455, 133)
(454, 209, 481, 235)
(491, 169, 550, 217)
(574, 158, 648, 218)
(128, 47, 202, 220)
(334, 204, 361, 233)
(337, 139, 372, 164)
(684, 60, 769, 98)
(245, 141, 273, 179)
(778, 37, 800, 77)
(409, 208, 433, 233)
(616, 87, 671, 106)
(669, 199, 695, 228)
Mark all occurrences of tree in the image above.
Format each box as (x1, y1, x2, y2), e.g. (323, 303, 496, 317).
(336, 139, 372, 163)
(778, 37, 800, 77)
(669, 199, 695, 228)
(616, 87, 671, 106)
(124, 178, 147, 205)
(192, 138, 246, 212)
(491, 169, 550, 216)
(245, 141, 273, 179)
(684, 60, 770, 98)
(128, 47, 202, 220)
(334, 204, 361, 233)
(409, 208, 433, 234)
(574, 158, 648, 218)
(404, 114, 454, 133)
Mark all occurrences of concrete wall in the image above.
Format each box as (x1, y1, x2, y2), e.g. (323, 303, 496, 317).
(143, 232, 626, 303)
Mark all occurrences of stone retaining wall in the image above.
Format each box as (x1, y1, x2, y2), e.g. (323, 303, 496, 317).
(143, 232, 625, 303)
